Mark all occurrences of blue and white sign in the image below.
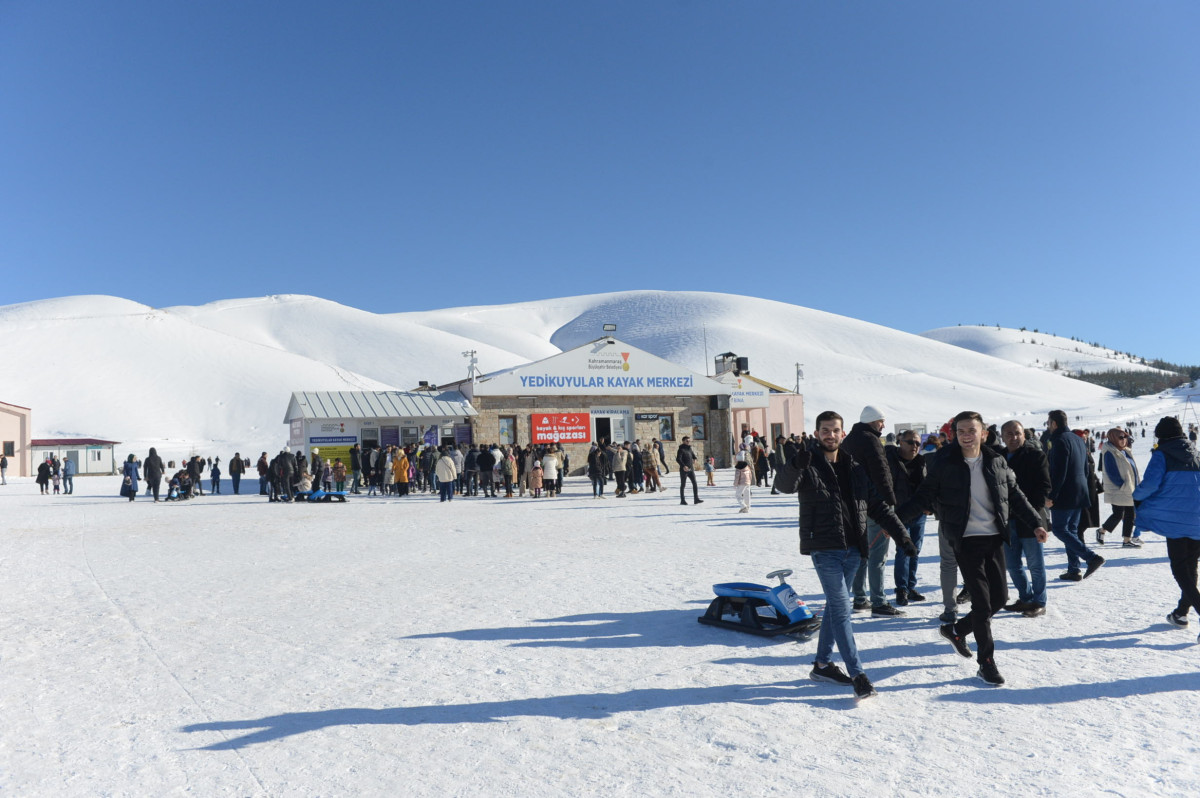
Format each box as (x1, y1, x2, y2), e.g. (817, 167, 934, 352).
(472, 338, 731, 397)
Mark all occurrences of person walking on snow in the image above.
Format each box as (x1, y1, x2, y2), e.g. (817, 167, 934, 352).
(1133, 416, 1200, 635)
(1045, 409, 1106, 582)
(733, 458, 752, 513)
(676, 436, 703, 505)
(776, 410, 917, 699)
(898, 412, 1048, 686)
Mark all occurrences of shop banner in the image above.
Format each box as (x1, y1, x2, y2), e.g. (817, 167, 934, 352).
(531, 412, 591, 444)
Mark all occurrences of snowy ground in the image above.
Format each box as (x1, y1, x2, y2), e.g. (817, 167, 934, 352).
(3, 463, 1199, 797)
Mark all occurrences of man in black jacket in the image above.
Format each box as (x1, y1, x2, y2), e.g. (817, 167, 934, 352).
(778, 410, 916, 699)
(349, 444, 362, 494)
(1046, 409, 1105, 581)
(675, 436, 703, 505)
(844, 405, 903, 616)
(1001, 421, 1052, 617)
(898, 411, 1047, 686)
(475, 445, 497, 497)
(887, 430, 928, 606)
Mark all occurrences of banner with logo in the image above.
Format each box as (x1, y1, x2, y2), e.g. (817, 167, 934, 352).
(530, 413, 591, 444)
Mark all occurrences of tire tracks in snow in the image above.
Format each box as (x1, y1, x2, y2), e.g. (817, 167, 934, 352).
(78, 527, 268, 794)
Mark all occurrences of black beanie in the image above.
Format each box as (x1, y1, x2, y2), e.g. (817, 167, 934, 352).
(1154, 416, 1184, 440)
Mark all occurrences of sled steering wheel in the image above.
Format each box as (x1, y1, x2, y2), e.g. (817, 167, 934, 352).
(765, 569, 793, 585)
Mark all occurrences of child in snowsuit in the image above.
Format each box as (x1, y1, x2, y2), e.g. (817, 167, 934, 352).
(705, 455, 716, 486)
(530, 461, 544, 498)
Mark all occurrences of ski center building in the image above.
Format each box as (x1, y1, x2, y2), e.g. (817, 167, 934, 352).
(443, 337, 736, 469)
(283, 390, 477, 464)
(713, 354, 807, 444)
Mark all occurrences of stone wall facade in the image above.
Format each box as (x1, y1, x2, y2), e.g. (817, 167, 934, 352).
(470, 394, 732, 473)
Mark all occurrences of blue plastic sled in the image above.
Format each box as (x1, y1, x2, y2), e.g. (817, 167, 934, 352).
(295, 489, 348, 503)
(698, 569, 820, 638)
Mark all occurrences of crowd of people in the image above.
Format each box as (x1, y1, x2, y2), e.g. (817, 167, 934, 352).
(774, 404, 1200, 699)
(20, 404, 1199, 702)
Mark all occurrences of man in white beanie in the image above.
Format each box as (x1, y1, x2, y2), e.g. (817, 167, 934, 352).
(844, 405, 903, 616)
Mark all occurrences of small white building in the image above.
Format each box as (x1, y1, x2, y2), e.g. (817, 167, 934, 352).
(283, 390, 478, 463)
(30, 438, 119, 475)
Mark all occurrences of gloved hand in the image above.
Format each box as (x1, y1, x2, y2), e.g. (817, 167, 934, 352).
(791, 449, 812, 470)
(899, 537, 919, 557)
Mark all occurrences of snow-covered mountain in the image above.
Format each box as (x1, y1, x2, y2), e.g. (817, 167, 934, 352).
(3, 291, 1193, 462)
(920, 324, 1170, 376)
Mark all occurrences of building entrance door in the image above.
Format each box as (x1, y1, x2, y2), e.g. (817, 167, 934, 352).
(595, 417, 612, 444)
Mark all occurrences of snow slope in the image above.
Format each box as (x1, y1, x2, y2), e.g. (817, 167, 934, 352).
(920, 324, 1169, 376)
(5, 290, 1196, 464)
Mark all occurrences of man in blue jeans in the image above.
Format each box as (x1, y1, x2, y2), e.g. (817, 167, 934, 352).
(1045, 410, 1105, 581)
(888, 430, 928, 606)
(777, 411, 915, 700)
(1000, 421, 1051, 617)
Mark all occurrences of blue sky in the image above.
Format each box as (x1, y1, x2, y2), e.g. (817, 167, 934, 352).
(3, 1, 1198, 363)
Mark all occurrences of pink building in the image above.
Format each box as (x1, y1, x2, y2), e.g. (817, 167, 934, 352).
(712, 354, 805, 452)
(1, 400, 32, 478)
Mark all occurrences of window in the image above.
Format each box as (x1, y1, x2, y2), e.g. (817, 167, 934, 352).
(658, 415, 675, 441)
(401, 427, 420, 446)
(690, 414, 706, 440)
(2, 441, 13, 457)
(91, 450, 103, 462)
(771, 423, 784, 442)
(498, 416, 517, 445)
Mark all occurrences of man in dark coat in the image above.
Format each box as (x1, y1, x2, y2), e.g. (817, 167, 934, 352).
(898, 411, 1047, 686)
(1000, 421, 1052, 616)
(187, 455, 205, 496)
(777, 410, 916, 699)
(279, 447, 297, 501)
(844, 405, 902, 615)
(887, 430, 928, 606)
(475, 444, 496, 497)
(349, 444, 363, 494)
(1045, 409, 1104, 581)
(229, 452, 245, 495)
(675, 436, 702, 505)
(257, 452, 270, 495)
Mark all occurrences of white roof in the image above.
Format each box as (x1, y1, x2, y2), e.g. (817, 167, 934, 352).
(284, 391, 477, 423)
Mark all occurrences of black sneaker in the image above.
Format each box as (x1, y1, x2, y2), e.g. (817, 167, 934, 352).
(1123, 538, 1143, 548)
(955, 589, 972, 605)
(680, 500, 688, 506)
(1166, 612, 1189, 628)
(852, 598, 871, 612)
(938, 608, 956, 623)
(810, 662, 853, 685)
(1058, 571, 1083, 582)
(939, 624, 973, 658)
(977, 658, 1005, 686)
(1084, 556, 1105, 579)
(1003, 601, 1030, 612)
(693, 499, 704, 504)
(908, 590, 926, 602)
(895, 590, 909, 607)
(852, 673, 877, 699)
(1022, 604, 1047, 618)
(872, 603, 905, 617)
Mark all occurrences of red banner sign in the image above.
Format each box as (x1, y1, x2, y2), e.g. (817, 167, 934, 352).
(530, 412, 591, 444)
